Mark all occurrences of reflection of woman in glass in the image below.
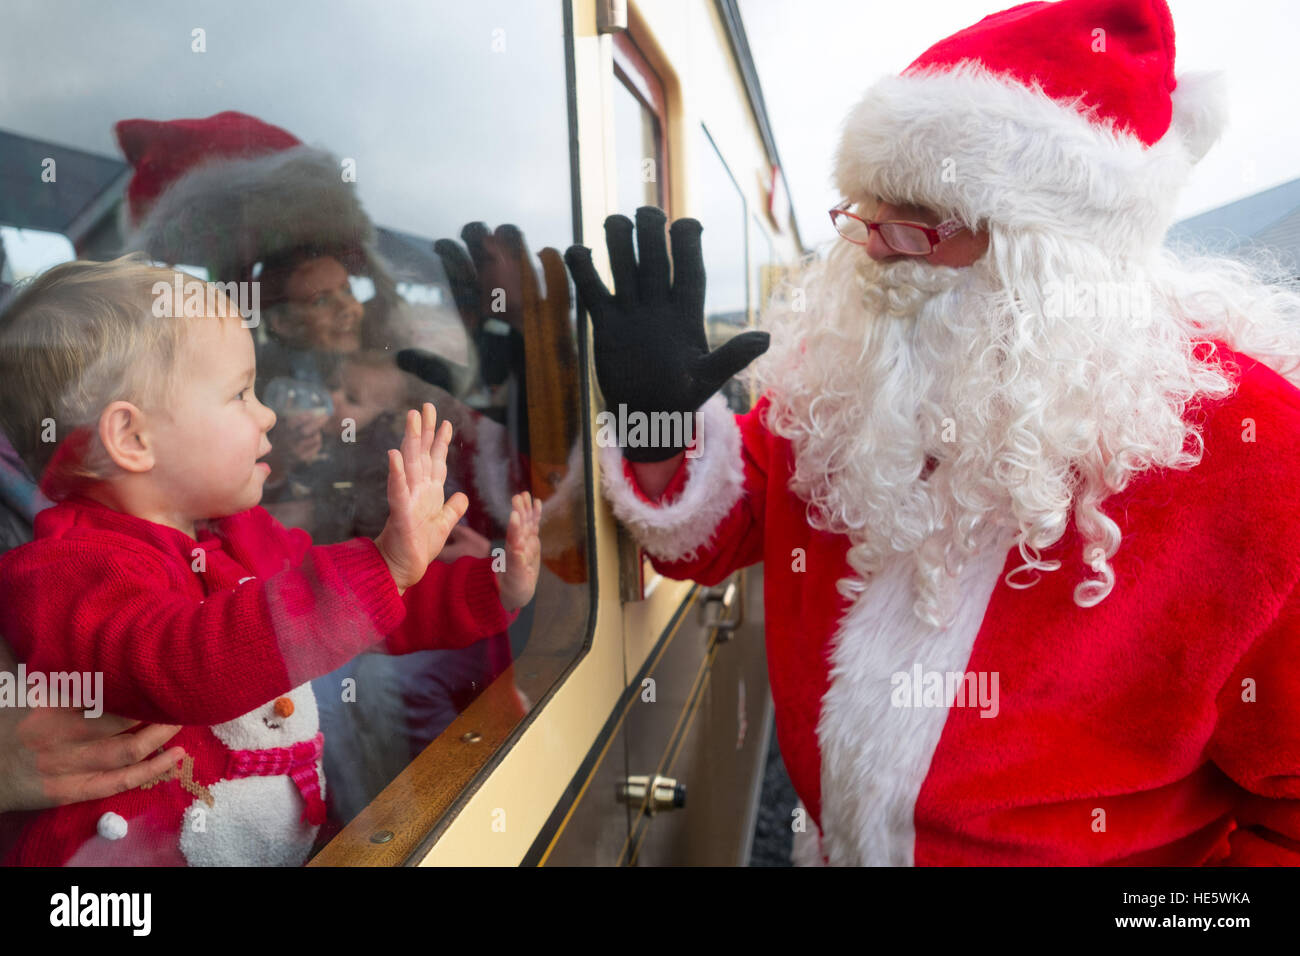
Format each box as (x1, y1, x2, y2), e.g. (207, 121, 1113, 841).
(255, 247, 369, 509)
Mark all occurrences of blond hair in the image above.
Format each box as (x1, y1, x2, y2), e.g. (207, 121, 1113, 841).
(0, 255, 192, 492)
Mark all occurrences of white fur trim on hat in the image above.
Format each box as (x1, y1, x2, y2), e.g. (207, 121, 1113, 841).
(126, 144, 393, 292)
(834, 62, 1225, 255)
(597, 393, 745, 564)
(1169, 71, 1229, 165)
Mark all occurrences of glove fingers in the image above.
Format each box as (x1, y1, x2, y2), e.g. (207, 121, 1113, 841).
(691, 330, 771, 397)
(563, 245, 612, 311)
(495, 223, 528, 259)
(603, 214, 639, 306)
(498, 223, 541, 306)
(669, 217, 707, 324)
(538, 247, 571, 312)
(434, 238, 479, 317)
(635, 206, 670, 305)
(461, 221, 492, 274)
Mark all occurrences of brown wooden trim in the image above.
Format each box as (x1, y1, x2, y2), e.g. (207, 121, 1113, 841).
(308, 656, 569, 866)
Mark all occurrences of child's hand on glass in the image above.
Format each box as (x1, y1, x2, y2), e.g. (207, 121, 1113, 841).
(374, 404, 469, 594)
(496, 491, 543, 612)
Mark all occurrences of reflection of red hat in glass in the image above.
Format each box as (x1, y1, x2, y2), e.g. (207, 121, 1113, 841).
(114, 111, 301, 227)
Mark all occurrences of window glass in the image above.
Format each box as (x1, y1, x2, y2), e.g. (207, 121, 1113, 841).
(749, 215, 776, 315)
(0, 0, 588, 866)
(694, 125, 751, 412)
(613, 80, 662, 213)
(612, 34, 668, 215)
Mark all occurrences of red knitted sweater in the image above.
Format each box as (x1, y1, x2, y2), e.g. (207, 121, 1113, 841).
(0, 494, 518, 865)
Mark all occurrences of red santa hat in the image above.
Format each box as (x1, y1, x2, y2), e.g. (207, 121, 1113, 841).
(115, 111, 302, 227)
(833, 0, 1228, 254)
(114, 111, 395, 301)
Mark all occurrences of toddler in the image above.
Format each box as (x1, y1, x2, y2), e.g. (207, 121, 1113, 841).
(0, 257, 543, 866)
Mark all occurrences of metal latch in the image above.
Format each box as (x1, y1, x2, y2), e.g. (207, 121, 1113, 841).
(699, 579, 743, 641)
(616, 774, 686, 814)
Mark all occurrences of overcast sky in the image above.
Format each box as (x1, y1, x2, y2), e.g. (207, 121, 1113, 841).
(739, 0, 1300, 249)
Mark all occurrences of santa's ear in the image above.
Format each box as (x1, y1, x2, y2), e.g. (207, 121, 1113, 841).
(1170, 71, 1229, 165)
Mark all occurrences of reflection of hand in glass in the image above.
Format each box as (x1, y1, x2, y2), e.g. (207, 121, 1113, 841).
(284, 410, 329, 465)
(263, 377, 334, 478)
(436, 223, 526, 388)
(432, 222, 577, 471)
(423, 220, 586, 584)
(437, 521, 493, 564)
(496, 492, 543, 612)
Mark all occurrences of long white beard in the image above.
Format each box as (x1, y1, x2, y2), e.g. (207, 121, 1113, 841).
(743, 232, 1261, 628)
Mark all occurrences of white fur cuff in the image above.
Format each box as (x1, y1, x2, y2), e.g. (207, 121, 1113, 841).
(597, 393, 746, 564)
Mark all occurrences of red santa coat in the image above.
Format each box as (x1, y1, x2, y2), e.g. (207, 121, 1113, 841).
(0, 495, 517, 865)
(599, 342, 1300, 865)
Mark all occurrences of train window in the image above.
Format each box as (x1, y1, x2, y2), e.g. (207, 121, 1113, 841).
(695, 125, 752, 413)
(0, 0, 590, 865)
(749, 213, 778, 319)
(0, 227, 76, 290)
(612, 33, 670, 214)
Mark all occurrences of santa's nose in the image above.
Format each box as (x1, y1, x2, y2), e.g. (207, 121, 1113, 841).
(865, 230, 903, 261)
(274, 697, 294, 718)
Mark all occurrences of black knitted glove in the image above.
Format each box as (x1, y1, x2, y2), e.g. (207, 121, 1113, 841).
(564, 206, 770, 462)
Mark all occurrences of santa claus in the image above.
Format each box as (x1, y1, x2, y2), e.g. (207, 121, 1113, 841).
(565, 0, 1300, 865)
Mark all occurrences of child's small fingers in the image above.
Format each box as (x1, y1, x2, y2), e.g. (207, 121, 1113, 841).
(387, 449, 408, 506)
(442, 492, 470, 525)
(431, 420, 452, 467)
(403, 412, 427, 485)
(420, 403, 438, 457)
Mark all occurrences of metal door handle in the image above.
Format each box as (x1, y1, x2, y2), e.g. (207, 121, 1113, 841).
(616, 774, 686, 814)
(699, 579, 743, 641)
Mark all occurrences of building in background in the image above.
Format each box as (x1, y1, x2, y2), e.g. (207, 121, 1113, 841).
(1168, 177, 1300, 275)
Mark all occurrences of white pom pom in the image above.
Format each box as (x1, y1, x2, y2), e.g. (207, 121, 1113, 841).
(97, 811, 128, 840)
(1170, 71, 1229, 164)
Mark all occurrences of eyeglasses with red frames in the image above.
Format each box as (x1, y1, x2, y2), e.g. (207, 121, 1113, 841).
(829, 200, 966, 255)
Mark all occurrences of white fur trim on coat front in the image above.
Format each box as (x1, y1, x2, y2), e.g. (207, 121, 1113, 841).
(817, 526, 1013, 865)
(834, 63, 1227, 257)
(597, 393, 745, 564)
